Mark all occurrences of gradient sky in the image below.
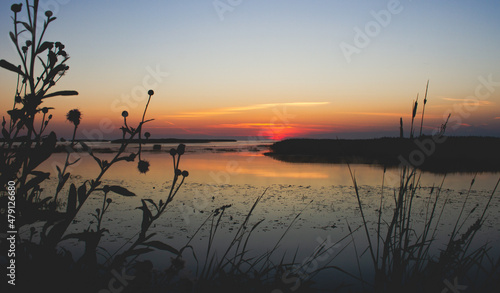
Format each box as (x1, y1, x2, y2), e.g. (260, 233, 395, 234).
(1, 0, 499, 139)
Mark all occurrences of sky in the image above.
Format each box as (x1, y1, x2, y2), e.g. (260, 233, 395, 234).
(1, 0, 499, 140)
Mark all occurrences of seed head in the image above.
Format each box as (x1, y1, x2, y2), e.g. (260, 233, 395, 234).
(11, 3, 22, 13)
(148, 89, 154, 96)
(177, 144, 186, 155)
(66, 109, 81, 126)
(121, 111, 129, 118)
(137, 160, 150, 174)
(45, 10, 53, 17)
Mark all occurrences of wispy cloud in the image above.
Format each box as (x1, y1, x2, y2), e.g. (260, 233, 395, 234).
(494, 117, 500, 120)
(344, 112, 405, 117)
(170, 102, 329, 118)
(441, 98, 493, 106)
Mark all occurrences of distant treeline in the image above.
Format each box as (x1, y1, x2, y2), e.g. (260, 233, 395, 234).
(266, 136, 500, 173)
(110, 138, 237, 144)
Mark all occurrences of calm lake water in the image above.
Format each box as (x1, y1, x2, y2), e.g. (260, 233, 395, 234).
(30, 140, 500, 290)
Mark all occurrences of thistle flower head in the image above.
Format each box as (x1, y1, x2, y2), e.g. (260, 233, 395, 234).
(66, 109, 81, 126)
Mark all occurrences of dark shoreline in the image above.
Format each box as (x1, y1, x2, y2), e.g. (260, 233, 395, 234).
(265, 136, 500, 173)
(110, 138, 237, 144)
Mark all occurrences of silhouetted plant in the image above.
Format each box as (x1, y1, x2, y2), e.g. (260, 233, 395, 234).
(419, 80, 429, 137)
(346, 164, 500, 292)
(409, 94, 418, 139)
(1, 0, 78, 229)
(0, 2, 189, 292)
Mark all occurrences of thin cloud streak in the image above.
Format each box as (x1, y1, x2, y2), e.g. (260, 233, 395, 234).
(170, 102, 330, 118)
(441, 98, 493, 106)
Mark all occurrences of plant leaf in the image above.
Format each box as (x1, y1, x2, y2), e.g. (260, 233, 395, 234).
(2, 128, 9, 139)
(20, 21, 33, 33)
(9, 31, 16, 43)
(77, 183, 87, 207)
(36, 41, 53, 55)
(144, 199, 158, 212)
(120, 248, 153, 259)
(0, 59, 25, 76)
(142, 241, 179, 255)
(67, 184, 77, 214)
(46, 63, 68, 81)
(109, 185, 135, 197)
(43, 90, 78, 99)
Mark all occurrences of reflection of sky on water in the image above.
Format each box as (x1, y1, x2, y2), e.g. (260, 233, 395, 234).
(29, 141, 500, 289)
(41, 141, 499, 190)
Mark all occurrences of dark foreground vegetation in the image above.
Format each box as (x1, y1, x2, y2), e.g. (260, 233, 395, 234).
(1, 1, 500, 293)
(266, 136, 500, 173)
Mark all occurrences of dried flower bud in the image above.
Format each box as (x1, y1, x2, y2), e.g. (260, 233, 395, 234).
(26, 40, 32, 46)
(177, 144, 185, 155)
(48, 114, 53, 120)
(144, 132, 150, 139)
(45, 10, 53, 17)
(169, 148, 177, 156)
(181, 170, 189, 177)
(15, 95, 22, 103)
(11, 3, 22, 13)
(121, 111, 128, 118)
(42, 107, 49, 114)
(106, 198, 112, 204)
(148, 89, 154, 96)
(22, 46, 28, 53)
(175, 169, 182, 176)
